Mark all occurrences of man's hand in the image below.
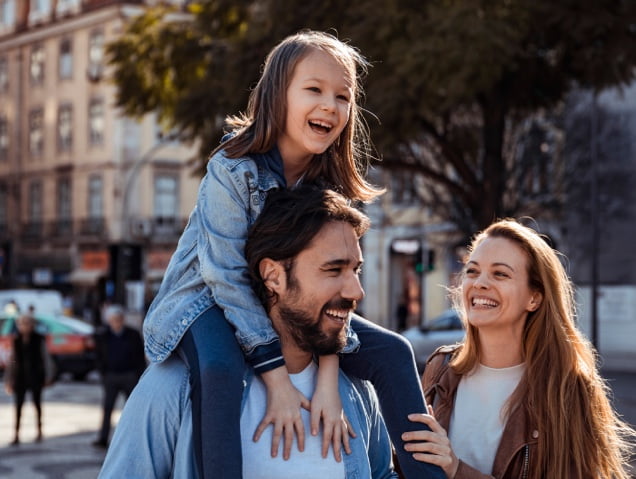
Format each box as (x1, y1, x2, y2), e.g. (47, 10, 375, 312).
(311, 355, 356, 462)
(254, 366, 310, 460)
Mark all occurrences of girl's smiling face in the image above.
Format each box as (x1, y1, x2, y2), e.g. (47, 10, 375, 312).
(277, 49, 353, 168)
(462, 236, 540, 339)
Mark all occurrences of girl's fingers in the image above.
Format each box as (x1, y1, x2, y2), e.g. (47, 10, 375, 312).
(253, 415, 272, 442)
(345, 415, 357, 438)
(295, 418, 305, 452)
(270, 422, 283, 457)
(321, 421, 334, 458)
(310, 408, 321, 436)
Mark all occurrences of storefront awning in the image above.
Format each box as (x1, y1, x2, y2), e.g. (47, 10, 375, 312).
(68, 269, 105, 285)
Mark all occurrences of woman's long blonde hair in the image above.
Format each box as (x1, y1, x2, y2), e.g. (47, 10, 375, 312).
(215, 30, 383, 203)
(451, 219, 634, 478)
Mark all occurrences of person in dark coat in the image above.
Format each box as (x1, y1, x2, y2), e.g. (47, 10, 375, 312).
(4, 313, 54, 445)
(92, 304, 146, 448)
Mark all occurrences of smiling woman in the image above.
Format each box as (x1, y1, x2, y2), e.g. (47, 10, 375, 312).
(403, 219, 635, 479)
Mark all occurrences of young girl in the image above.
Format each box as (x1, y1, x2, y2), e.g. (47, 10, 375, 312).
(143, 30, 444, 479)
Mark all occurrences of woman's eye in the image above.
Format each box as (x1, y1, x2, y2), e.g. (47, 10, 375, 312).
(494, 271, 509, 278)
(465, 268, 477, 275)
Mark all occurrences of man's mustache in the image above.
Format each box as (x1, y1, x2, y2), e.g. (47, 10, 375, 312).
(324, 298, 357, 312)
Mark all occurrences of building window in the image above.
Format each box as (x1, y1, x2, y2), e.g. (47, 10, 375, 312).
(0, 182, 7, 229)
(57, 177, 72, 223)
(29, 0, 51, 23)
(88, 175, 103, 219)
(0, 116, 8, 161)
(29, 108, 44, 155)
(29, 180, 43, 223)
(0, 0, 16, 29)
(59, 38, 73, 79)
(0, 56, 8, 91)
(30, 43, 45, 85)
(56, 0, 80, 16)
(154, 174, 178, 218)
(87, 29, 104, 81)
(88, 98, 104, 145)
(57, 104, 73, 152)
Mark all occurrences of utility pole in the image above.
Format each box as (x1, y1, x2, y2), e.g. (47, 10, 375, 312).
(590, 93, 600, 350)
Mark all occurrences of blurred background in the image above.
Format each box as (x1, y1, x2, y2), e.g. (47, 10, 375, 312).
(0, 0, 635, 380)
(0, 1, 635, 476)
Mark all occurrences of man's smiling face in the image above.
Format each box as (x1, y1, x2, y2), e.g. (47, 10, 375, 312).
(275, 221, 364, 355)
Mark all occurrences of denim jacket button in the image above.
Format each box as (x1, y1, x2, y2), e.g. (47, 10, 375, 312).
(181, 319, 188, 326)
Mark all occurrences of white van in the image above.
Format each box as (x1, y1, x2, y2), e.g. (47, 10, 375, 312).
(0, 289, 64, 316)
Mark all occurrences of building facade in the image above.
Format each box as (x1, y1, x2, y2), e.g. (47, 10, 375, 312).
(0, 0, 198, 321)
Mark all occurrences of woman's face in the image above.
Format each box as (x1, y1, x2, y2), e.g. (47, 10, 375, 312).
(462, 236, 539, 339)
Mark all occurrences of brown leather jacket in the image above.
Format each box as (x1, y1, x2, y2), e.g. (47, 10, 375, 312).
(421, 345, 537, 479)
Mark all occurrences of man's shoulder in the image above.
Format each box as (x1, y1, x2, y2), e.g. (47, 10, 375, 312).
(134, 356, 190, 405)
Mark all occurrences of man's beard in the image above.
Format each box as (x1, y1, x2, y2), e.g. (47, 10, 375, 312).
(278, 299, 352, 356)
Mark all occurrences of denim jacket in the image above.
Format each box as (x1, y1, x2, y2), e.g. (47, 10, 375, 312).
(143, 147, 359, 373)
(98, 356, 398, 479)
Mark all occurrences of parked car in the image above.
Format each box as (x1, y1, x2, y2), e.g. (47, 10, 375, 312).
(0, 312, 96, 380)
(0, 289, 64, 316)
(402, 309, 466, 373)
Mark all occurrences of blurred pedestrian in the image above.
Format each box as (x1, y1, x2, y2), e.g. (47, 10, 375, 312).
(4, 313, 55, 445)
(92, 304, 145, 448)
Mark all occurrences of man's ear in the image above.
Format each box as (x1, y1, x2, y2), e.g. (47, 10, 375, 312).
(259, 258, 286, 295)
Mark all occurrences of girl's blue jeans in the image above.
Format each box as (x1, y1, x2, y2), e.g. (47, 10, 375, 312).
(179, 305, 444, 479)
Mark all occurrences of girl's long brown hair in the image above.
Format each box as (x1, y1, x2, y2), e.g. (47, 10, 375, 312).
(451, 219, 634, 478)
(212, 30, 383, 203)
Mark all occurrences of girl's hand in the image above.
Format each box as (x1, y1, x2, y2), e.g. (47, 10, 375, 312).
(254, 367, 311, 460)
(402, 406, 459, 479)
(310, 384, 356, 462)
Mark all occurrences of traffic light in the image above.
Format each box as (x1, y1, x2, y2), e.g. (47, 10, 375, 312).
(427, 249, 435, 272)
(414, 248, 424, 274)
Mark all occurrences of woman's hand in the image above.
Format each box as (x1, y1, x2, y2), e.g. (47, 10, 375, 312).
(255, 366, 311, 460)
(402, 406, 459, 479)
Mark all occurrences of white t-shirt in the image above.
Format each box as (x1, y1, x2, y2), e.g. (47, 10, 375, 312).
(241, 361, 346, 478)
(448, 362, 525, 474)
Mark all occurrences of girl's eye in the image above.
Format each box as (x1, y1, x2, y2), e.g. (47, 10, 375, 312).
(337, 94, 350, 102)
(307, 86, 320, 93)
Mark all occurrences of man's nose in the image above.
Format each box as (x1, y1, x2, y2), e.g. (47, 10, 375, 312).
(343, 274, 365, 301)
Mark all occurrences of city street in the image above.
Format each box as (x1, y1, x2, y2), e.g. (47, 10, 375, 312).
(0, 368, 634, 478)
(0, 372, 113, 478)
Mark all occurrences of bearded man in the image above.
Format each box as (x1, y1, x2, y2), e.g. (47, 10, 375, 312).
(99, 186, 398, 479)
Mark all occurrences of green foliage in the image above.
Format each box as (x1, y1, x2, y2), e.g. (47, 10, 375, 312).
(107, 0, 636, 235)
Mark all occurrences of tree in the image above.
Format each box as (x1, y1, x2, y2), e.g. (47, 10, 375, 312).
(107, 0, 636, 236)
(352, 0, 636, 236)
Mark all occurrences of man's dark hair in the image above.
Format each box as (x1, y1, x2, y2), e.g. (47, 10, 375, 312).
(246, 186, 370, 309)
